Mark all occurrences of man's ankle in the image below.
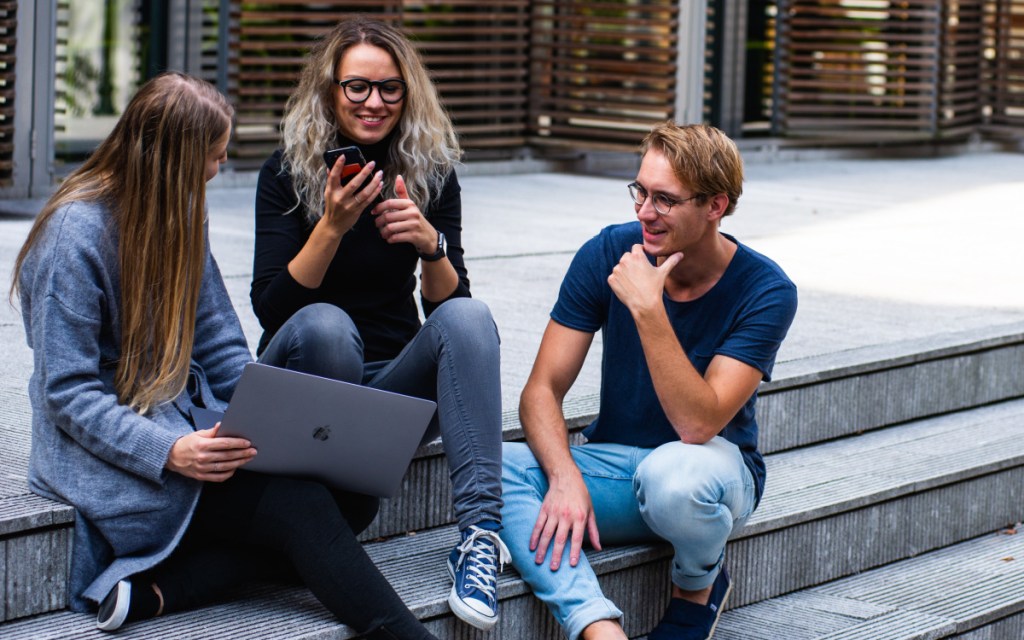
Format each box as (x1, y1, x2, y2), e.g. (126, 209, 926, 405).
(580, 618, 628, 640)
(671, 582, 713, 606)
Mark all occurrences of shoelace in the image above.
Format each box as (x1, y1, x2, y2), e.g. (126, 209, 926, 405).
(455, 527, 512, 604)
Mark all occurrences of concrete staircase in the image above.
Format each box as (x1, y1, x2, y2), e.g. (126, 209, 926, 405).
(2, 320, 1023, 639)
(6, 153, 1024, 638)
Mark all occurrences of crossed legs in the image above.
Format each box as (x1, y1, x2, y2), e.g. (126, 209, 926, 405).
(500, 438, 755, 640)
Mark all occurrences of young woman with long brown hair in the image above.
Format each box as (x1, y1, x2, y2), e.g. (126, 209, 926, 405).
(12, 72, 436, 639)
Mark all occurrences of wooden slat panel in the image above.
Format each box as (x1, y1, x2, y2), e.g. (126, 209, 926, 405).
(776, 0, 984, 140)
(935, 0, 985, 136)
(982, 0, 1024, 139)
(402, 1, 530, 150)
(528, 0, 679, 149)
(0, 0, 13, 186)
(228, 1, 529, 166)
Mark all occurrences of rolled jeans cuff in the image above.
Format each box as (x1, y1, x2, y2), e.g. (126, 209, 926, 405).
(564, 598, 623, 640)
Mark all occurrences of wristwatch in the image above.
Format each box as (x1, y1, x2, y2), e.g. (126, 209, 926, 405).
(419, 231, 447, 262)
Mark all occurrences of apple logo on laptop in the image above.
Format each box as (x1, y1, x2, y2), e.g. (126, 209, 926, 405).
(312, 425, 331, 441)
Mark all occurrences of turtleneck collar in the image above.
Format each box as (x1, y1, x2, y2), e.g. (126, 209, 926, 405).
(335, 130, 396, 166)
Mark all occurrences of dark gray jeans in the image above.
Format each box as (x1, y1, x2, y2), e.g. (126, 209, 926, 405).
(258, 297, 503, 529)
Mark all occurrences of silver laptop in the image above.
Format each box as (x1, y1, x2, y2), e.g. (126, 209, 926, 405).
(195, 362, 437, 497)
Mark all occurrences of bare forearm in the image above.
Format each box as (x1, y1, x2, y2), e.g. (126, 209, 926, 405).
(633, 307, 723, 443)
(420, 258, 459, 301)
(287, 218, 344, 289)
(519, 382, 582, 482)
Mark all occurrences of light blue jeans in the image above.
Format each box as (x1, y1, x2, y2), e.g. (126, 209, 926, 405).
(258, 298, 503, 529)
(500, 438, 756, 640)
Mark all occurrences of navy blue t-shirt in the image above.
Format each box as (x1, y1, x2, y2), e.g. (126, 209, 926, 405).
(551, 222, 797, 503)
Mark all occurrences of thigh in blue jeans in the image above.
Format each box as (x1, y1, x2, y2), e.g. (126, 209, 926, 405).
(501, 437, 754, 639)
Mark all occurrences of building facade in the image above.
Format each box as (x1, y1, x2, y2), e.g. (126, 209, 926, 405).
(4, 1, 1022, 197)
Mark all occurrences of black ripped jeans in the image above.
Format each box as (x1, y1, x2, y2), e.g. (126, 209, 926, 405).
(138, 470, 436, 640)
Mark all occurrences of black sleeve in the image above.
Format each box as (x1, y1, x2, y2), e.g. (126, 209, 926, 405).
(249, 152, 321, 336)
(421, 171, 471, 318)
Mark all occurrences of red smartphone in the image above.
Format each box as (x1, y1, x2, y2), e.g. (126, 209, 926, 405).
(323, 146, 367, 186)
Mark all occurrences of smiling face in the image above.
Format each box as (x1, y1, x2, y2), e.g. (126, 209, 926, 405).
(333, 43, 405, 145)
(633, 148, 716, 257)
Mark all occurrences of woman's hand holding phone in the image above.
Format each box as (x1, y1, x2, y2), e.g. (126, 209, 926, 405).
(322, 156, 384, 238)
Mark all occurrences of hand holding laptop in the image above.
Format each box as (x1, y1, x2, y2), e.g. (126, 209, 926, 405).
(168, 422, 256, 482)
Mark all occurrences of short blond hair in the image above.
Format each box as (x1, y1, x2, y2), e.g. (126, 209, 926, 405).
(640, 122, 743, 216)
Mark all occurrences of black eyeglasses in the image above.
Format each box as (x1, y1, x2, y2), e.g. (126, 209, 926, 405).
(335, 78, 407, 104)
(627, 181, 702, 215)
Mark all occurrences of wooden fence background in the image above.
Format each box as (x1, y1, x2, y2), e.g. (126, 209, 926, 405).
(5, 0, 1024, 186)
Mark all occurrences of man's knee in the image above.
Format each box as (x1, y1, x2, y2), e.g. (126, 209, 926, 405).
(635, 440, 751, 534)
(636, 441, 735, 511)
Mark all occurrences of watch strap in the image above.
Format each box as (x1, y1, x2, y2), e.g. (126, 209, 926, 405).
(419, 231, 446, 262)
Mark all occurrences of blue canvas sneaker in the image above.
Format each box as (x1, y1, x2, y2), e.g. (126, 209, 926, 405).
(648, 567, 732, 640)
(446, 524, 511, 630)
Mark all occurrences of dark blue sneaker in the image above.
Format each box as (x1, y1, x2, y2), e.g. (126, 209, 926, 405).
(446, 524, 511, 630)
(648, 567, 732, 640)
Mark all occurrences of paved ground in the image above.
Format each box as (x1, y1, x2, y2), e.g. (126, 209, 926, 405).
(2, 151, 1024, 431)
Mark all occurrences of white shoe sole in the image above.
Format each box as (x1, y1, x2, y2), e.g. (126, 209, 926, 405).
(96, 580, 131, 631)
(446, 560, 499, 631)
(447, 585, 499, 631)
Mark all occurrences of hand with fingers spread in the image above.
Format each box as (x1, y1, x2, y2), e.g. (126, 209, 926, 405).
(322, 158, 384, 236)
(530, 472, 602, 570)
(372, 174, 438, 254)
(165, 423, 257, 482)
(607, 244, 684, 317)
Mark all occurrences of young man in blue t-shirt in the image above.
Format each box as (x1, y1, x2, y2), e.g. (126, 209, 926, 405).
(500, 123, 798, 640)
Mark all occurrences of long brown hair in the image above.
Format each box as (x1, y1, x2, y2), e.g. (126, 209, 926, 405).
(11, 72, 234, 414)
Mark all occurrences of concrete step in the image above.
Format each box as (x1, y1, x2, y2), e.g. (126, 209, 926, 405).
(714, 526, 1024, 639)
(5, 396, 1023, 636)
(3, 324, 1022, 622)
(4, 323, 1022, 561)
(756, 322, 1024, 455)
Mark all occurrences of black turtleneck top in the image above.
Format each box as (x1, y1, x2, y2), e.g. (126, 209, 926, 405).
(249, 139, 470, 361)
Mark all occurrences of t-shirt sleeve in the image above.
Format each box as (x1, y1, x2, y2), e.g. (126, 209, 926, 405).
(550, 230, 614, 333)
(716, 279, 797, 382)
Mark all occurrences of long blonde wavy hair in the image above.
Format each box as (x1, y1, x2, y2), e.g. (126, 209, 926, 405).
(281, 16, 461, 223)
(12, 73, 234, 414)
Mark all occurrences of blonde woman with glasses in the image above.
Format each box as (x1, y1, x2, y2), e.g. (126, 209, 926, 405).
(12, 72, 437, 639)
(250, 16, 507, 631)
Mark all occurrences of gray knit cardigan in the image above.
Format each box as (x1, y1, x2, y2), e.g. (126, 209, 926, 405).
(18, 200, 253, 611)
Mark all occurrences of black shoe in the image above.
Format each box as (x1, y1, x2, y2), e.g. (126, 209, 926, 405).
(648, 568, 732, 640)
(96, 580, 132, 631)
